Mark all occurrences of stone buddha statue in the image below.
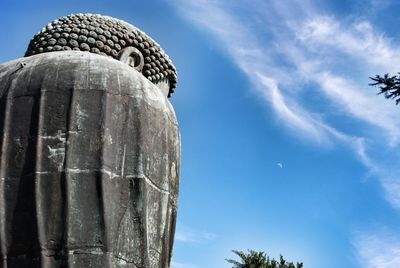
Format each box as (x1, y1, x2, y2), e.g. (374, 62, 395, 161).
(0, 13, 180, 268)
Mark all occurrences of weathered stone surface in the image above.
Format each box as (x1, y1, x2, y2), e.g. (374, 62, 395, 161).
(24, 14, 178, 96)
(0, 51, 180, 267)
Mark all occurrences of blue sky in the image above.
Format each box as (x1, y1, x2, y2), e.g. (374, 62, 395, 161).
(1, 0, 400, 267)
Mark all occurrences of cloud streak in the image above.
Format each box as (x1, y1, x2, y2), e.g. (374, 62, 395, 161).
(170, 0, 400, 205)
(294, 17, 400, 144)
(170, 0, 400, 265)
(171, 0, 332, 144)
(353, 230, 400, 268)
(175, 223, 216, 243)
(171, 261, 198, 268)
(297, 16, 400, 72)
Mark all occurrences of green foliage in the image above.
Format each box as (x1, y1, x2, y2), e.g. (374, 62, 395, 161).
(370, 74, 400, 104)
(226, 250, 303, 268)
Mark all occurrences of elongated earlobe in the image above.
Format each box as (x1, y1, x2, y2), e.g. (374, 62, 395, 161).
(118, 46, 144, 72)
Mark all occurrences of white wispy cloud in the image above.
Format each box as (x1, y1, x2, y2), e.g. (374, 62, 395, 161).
(353, 230, 400, 268)
(294, 17, 400, 144)
(171, 0, 333, 143)
(297, 16, 400, 73)
(172, 261, 198, 268)
(255, 72, 328, 143)
(382, 179, 400, 208)
(170, 0, 400, 264)
(170, 0, 400, 206)
(314, 72, 400, 144)
(175, 223, 216, 243)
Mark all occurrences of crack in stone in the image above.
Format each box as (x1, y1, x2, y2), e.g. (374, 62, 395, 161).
(114, 255, 140, 267)
(126, 174, 170, 195)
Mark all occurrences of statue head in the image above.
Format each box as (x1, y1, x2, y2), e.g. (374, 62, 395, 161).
(25, 13, 177, 97)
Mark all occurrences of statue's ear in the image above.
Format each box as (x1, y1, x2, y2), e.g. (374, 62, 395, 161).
(118, 46, 144, 72)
